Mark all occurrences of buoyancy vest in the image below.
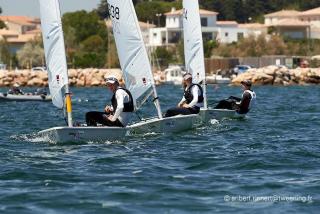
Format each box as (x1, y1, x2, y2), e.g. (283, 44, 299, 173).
(111, 87, 134, 113)
(243, 90, 256, 109)
(184, 84, 204, 104)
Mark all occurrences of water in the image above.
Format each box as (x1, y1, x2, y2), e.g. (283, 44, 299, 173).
(0, 85, 319, 213)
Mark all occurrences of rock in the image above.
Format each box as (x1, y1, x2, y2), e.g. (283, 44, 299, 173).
(68, 69, 78, 79)
(90, 79, 101, 86)
(27, 78, 43, 86)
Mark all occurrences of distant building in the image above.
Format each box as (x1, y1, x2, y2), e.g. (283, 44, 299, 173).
(264, 8, 320, 39)
(148, 8, 265, 47)
(0, 16, 41, 54)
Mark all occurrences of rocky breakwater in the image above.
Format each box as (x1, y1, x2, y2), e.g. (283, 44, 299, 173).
(0, 68, 123, 87)
(232, 66, 320, 86)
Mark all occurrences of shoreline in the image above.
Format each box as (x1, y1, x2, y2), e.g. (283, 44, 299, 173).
(0, 66, 319, 87)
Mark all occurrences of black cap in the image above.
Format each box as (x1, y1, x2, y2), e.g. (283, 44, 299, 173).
(241, 80, 252, 87)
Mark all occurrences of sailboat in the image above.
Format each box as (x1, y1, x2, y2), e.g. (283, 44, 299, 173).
(182, 0, 242, 121)
(104, 0, 202, 135)
(38, 0, 200, 143)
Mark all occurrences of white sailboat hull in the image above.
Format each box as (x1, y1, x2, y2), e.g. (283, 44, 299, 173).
(200, 108, 245, 122)
(39, 115, 201, 143)
(39, 126, 129, 143)
(130, 114, 201, 134)
(0, 93, 52, 102)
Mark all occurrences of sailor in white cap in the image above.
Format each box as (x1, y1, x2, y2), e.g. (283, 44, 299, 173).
(85, 76, 134, 127)
(8, 83, 24, 95)
(165, 73, 204, 117)
(215, 79, 256, 114)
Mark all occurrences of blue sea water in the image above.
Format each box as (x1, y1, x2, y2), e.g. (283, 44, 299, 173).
(0, 85, 319, 213)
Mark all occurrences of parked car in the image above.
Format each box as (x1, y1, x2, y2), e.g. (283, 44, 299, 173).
(0, 64, 7, 70)
(233, 65, 252, 75)
(31, 66, 46, 72)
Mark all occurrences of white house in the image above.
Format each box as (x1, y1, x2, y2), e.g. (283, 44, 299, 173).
(264, 8, 320, 39)
(300, 7, 320, 28)
(0, 16, 41, 54)
(148, 8, 264, 47)
(264, 10, 301, 26)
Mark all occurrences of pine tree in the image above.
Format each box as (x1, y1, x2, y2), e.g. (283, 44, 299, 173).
(0, 7, 6, 29)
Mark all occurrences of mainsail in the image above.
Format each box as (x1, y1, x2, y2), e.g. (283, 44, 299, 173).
(182, 0, 207, 109)
(39, 0, 69, 109)
(107, 0, 162, 117)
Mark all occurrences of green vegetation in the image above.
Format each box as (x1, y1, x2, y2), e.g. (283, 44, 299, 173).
(16, 37, 44, 68)
(96, 0, 140, 20)
(3, 1, 320, 69)
(0, 40, 11, 64)
(135, 1, 182, 27)
(0, 7, 6, 29)
(62, 10, 108, 68)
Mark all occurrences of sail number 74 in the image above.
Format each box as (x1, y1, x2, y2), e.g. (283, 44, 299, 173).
(107, 3, 120, 20)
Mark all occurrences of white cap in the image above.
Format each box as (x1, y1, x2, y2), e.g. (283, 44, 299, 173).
(183, 73, 192, 80)
(105, 76, 119, 84)
(13, 83, 20, 87)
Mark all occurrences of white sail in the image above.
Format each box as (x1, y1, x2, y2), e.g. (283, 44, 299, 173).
(182, 0, 206, 83)
(39, 0, 68, 109)
(182, 0, 207, 109)
(106, 0, 157, 109)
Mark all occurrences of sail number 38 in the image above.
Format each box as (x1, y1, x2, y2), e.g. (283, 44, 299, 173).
(107, 3, 120, 20)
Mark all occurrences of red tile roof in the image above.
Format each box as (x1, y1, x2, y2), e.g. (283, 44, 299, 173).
(165, 9, 218, 16)
(300, 7, 320, 16)
(265, 10, 301, 18)
(0, 16, 36, 26)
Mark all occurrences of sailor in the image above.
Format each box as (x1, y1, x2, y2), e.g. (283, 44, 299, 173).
(34, 88, 48, 96)
(85, 76, 134, 127)
(215, 80, 256, 114)
(165, 73, 204, 117)
(8, 83, 24, 95)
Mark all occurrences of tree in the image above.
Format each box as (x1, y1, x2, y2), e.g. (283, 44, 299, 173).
(135, 1, 182, 26)
(96, 0, 142, 19)
(0, 7, 6, 29)
(0, 40, 11, 64)
(203, 40, 217, 58)
(73, 35, 107, 68)
(62, 11, 107, 44)
(62, 10, 108, 68)
(96, 0, 108, 19)
(152, 46, 173, 67)
(17, 37, 44, 68)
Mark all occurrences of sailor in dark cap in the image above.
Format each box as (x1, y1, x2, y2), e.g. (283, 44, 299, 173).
(215, 80, 256, 114)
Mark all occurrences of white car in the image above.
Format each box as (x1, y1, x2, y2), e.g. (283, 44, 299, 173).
(233, 65, 252, 75)
(31, 66, 46, 72)
(0, 64, 6, 70)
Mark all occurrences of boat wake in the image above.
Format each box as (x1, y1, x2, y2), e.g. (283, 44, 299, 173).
(10, 133, 55, 144)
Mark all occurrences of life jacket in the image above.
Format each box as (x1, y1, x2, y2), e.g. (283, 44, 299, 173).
(184, 84, 204, 104)
(111, 87, 134, 113)
(243, 90, 256, 110)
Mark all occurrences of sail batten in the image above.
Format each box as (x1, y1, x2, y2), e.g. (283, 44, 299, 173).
(39, 0, 68, 109)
